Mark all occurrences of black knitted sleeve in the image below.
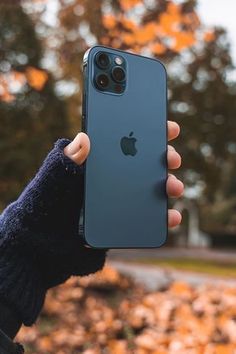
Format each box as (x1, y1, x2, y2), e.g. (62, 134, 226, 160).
(0, 138, 107, 326)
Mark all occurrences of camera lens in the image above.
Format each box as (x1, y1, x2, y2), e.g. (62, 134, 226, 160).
(114, 84, 124, 93)
(96, 73, 109, 90)
(112, 66, 126, 83)
(95, 52, 110, 69)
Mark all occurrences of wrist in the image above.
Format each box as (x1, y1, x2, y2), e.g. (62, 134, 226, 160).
(0, 242, 46, 326)
(0, 299, 22, 339)
(0, 329, 24, 353)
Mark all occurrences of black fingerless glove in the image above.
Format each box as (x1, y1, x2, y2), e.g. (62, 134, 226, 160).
(0, 138, 107, 326)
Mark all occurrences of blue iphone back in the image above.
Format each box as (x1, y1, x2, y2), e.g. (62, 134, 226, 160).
(82, 45, 167, 248)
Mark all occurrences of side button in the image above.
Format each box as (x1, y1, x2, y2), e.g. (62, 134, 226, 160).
(82, 114, 86, 132)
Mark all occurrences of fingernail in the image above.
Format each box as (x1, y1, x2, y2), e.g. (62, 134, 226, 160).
(168, 173, 177, 179)
(168, 145, 176, 151)
(65, 137, 81, 156)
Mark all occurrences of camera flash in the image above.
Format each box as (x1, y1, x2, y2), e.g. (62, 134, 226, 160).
(115, 56, 123, 65)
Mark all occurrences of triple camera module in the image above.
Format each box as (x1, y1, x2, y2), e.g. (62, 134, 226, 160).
(94, 52, 126, 94)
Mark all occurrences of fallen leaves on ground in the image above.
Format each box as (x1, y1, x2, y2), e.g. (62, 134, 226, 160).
(17, 265, 236, 354)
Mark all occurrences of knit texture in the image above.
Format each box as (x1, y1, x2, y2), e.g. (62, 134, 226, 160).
(0, 138, 107, 326)
(0, 329, 24, 353)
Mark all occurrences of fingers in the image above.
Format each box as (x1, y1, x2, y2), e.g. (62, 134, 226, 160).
(64, 132, 90, 165)
(65, 126, 181, 168)
(167, 174, 184, 198)
(168, 145, 181, 169)
(167, 122, 183, 228)
(168, 121, 180, 141)
(64, 128, 183, 229)
(168, 209, 182, 228)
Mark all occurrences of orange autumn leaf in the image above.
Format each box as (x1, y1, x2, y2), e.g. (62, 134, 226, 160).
(122, 33, 135, 46)
(78, 265, 127, 288)
(109, 29, 122, 39)
(16, 269, 236, 353)
(111, 38, 123, 48)
(119, 0, 141, 11)
(130, 45, 141, 54)
(135, 22, 158, 45)
(37, 337, 53, 352)
(120, 16, 137, 31)
(167, 2, 181, 21)
(101, 2, 199, 54)
(12, 71, 26, 85)
(102, 15, 116, 30)
(108, 339, 128, 354)
(159, 3, 181, 35)
(135, 332, 158, 351)
(100, 36, 110, 46)
(169, 281, 193, 296)
(172, 31, 196, 52)
(158, 2, 199, 54)
(204, 31, 216, 42)
(183, 12, 200, 28)
(0, 71, 28, 103)
(151, 42, 166, 55)
(26, 67, 48, 90)
(0, 77, 15, 103)
(215, 344, 236, 354)
(159, 14, 175, 36)
(0, 91, 15, 103)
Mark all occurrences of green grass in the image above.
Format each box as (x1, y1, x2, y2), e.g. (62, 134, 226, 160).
(132, 258, 236, 278)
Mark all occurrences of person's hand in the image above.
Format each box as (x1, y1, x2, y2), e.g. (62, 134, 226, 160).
(64, 121, 184, 228)
(0, 137, 107, 326)
(0, 122, 182, 328)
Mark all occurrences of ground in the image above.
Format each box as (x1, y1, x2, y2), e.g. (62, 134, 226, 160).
(16, 258, 236, 354)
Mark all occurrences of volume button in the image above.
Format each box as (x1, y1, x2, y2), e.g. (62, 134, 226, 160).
(82, 114, 86, 132)
(82, 63, 87, 132)
(82, 93, 86, 116)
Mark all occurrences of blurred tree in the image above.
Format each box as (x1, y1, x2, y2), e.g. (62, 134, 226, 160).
(23, 0, 200, 134)
(55, 0, 201, 133)
(2, 0, 236, 234)
(170, 28, 236, 233)
(0, 0, 69, 208)
(54, 0, 236, 233)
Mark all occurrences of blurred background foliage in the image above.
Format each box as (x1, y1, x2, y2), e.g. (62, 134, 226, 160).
(0, 0, 236, 243)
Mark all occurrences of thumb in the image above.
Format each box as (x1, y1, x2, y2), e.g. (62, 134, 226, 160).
(64, 132, 90, 165)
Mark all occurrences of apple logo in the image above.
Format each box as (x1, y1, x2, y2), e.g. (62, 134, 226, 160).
(120, 131, 137, 156)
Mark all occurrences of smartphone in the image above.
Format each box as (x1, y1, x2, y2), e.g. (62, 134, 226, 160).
(81, 45, 167, 248)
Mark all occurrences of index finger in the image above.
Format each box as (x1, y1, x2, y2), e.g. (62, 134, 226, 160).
(168, 121, 180, 141)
